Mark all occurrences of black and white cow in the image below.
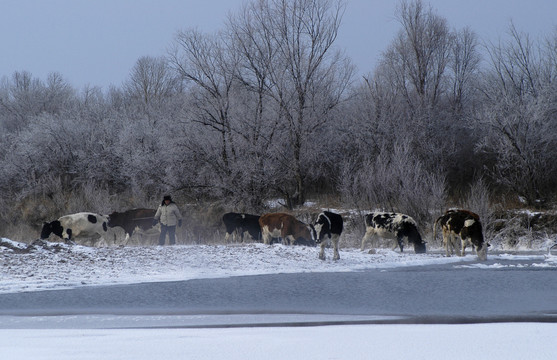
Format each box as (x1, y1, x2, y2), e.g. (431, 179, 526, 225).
(361, 212, 426, 254)
(222, 212, 262, 242)
(40, 212, 108, 243)
(313, 211, 343, 260)
(107, 208, 157, 243)
(434, 209, 488, 261)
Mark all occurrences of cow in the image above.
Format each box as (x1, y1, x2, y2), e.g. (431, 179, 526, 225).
(107, 208, 157, 244)
(361, 212, 426, 254)
(434, 209, 488, 261)
(222, 212, 261, 243)
(313, 211, 343, 260)
(40, 212, 108, 244)
(259, 213, 316, 246)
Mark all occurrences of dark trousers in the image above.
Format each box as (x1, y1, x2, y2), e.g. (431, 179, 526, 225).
(159, 224, 176, 245)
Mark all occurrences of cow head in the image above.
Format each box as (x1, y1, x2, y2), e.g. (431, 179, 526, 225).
(476, 243, 489, 261)
(313, 214, 330, 244)
(40, 220, 63, 239)
(294, 224, 317, 246)
(309, 224, 317, 242)
(405, 221, 426, 254)
(107, 212, 122, 228)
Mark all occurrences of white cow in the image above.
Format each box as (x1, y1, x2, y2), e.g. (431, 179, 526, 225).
(40, 212, 108, 244)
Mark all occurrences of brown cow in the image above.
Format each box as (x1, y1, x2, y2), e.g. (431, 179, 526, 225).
(434, 209, 488, 261)
(259, 213, 316, 246)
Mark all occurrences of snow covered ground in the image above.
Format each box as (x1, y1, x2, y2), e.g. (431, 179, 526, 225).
(3, 238, 557, 294)
(2, 323, 557, 360)
(2, 238, 557, 359)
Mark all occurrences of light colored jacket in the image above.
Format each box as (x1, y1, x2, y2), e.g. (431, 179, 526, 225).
(154, 202, 182, 226)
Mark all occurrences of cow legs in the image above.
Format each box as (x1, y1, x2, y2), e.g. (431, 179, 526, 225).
(443, 230, 460, 257)
(361, 229, 375, 251)
(451, 235, 460, 256)
(396, 235, 404, 252)
(443, 229, 452, 256)
(332, 235, 340, 261)
(262, 228, 271, 245)
(319, 241, 327, 260)
(318, 235, 340, 261)
(225, 230, 240, 243)
(63, 229, 75, 245)
(460, 237, 468, 257)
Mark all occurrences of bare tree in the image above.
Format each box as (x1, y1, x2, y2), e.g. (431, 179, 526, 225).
(478, 24, 557, 205)
(387, 0, 452, 110)
(369, 0, 455, 178)
(485, 22, 543, 100)
(124, 56, 179, 109)
(169, 28, 239, 172)
(228, 0, 353, 208)
(448, 27, 481, 114)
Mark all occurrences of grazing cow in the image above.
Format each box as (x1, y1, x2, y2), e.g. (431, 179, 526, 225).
(434, 209, 488, 261)
(222, 212, 261, 242)
(313, 211, 343, 261)
(361, 212, 426, 254)
(259, 213, 316, 246)
(107, 208, 157, 243)
(40, 212, 108, 243)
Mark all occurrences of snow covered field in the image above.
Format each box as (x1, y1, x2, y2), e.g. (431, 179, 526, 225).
(2, 238, 557, 359)
(2, 323, 557, 360)
(3, 238, 557, 294)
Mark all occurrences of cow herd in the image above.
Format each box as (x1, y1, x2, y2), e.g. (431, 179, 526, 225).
(38, 207, 489, 261)
(222, 208, 488, 261)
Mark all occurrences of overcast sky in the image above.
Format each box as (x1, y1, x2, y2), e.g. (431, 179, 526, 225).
(1, 0, 556, 90)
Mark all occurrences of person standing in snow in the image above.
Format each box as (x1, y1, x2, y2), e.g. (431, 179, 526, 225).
(154, 195, 183, 245)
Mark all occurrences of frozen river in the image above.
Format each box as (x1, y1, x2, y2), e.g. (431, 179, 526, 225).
(1, 256, 556, 328)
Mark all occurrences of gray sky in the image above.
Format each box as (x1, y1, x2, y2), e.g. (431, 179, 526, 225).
(1, 0, 556, 90)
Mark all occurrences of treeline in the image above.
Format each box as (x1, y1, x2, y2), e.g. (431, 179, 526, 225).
(1, 0, 557, 233)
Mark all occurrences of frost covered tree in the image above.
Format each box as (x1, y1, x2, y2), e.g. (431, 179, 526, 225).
(168, 28, 246, 203)
(227, 0, 353, 208)
(168, 0, 353, 209)
(366, 0, 456, 165)
(124, 56, 180, 110)
(448, 27, 481, 115)
(387, 0, 452, 110)
(338, 140, 446, 225)
(0, 71, 75, 133)
(477, 25, 557, 205)
(341, 0, 479, 210)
